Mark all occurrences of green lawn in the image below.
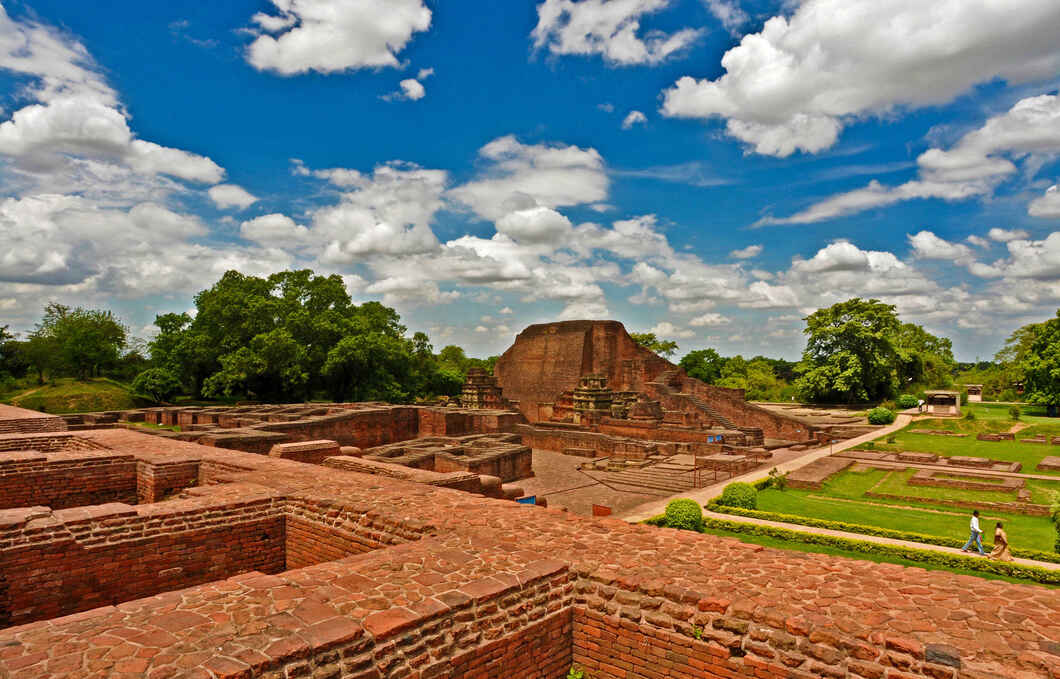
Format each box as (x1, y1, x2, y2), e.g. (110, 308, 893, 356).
(700, 525, 1057, 588)
(855, 402, 1060, 475)
(2, 377, 146, 413)
(755, 467, 1059, 552)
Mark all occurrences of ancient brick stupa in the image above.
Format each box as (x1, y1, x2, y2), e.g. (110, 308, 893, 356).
(493, 320, 816, 450)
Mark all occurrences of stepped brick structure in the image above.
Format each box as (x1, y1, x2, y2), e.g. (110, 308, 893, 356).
(0, 408, 1056, 678)
(460, 368, 511, 410)
(495, 321, 818, 460)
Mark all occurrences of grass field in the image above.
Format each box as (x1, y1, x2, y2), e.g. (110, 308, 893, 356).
(854, 402, 1060, 475)
(754, 467, 1059, 552)
(1, 377, 146, 413)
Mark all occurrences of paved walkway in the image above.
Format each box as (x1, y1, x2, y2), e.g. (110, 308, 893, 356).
(620, 412, 914, 521)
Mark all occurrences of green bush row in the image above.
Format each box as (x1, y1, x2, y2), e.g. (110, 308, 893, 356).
(705, 502, 1060, 564)
(700, 517, 1060, 585)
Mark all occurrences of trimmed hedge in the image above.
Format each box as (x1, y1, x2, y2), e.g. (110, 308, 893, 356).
(897, 394, 918, 409)
(706, 502, 1060, 565)
(664, 499, 703, 531)
(700, 516, 1060, 585)
(719, 482, 757, 509)
(867, 407, 896, 425)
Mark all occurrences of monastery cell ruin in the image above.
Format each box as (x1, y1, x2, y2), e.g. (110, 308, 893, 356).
(0, 321, 1057, 679)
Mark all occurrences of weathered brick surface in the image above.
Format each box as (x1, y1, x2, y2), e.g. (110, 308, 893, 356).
(0, 426, 1057, 678)
(0, 405, 67, 434)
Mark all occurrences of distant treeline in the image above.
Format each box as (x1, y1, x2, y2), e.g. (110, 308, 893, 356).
(3, 273, 1060, 409)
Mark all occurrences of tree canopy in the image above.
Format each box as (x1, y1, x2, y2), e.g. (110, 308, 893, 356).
(630, 332, 679, 358)
(26, 303, 128, 382)
(147, 269, 474, 403)
(793, 298, 953, 403)
(1014, 311, 1060, 408)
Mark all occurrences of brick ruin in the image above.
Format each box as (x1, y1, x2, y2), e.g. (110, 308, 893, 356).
(493, 321, 820, 465)
(0, 410, 1057, 678)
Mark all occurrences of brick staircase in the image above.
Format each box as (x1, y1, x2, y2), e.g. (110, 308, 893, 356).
(648, 370, 739, 430)
(593, 457, 727, 493)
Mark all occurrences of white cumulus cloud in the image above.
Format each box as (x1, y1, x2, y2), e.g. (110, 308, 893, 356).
(621, 110, 647, 129)
(208, 183, 258, 210)
(246, 0, 431, 75)
(661, 0, 1060, 156)
(532, 0, 703, 66)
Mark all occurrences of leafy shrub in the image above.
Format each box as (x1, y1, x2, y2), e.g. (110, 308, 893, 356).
(960, 391, 969, 406)
(867, 407, 895, 425)
(879, 399, 896, 411)
(767, 467, 788, 491)
(897, 394, 918, 409)
(131, 368, 182, 402)
(719, 482, 757, 510)
(964, 410, 976, 421)
(886, 434, 896, 444)
(566, 666, 585, 679)
(1009, 405, 1021, 420)
(1000, 388, 1017, 402)
(663, 498, 703, 531)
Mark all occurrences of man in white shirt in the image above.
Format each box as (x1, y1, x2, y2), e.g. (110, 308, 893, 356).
(960, 510, 985, 555)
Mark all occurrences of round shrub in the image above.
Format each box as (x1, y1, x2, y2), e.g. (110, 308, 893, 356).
(719, 482, 757, 510)
(867, 407, 896, 425)
(664, 499, 703, 531)
(131, 368, 182, 402)
(897, 394, 918, 409)
(1009, 405, 1021, 420)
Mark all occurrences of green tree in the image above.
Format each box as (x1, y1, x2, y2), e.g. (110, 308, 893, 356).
(794, 298, 901, 403)
(630, 332, 679, 358)
(323, 333, 412, 402)
(132, 368, 182, 402)
(31, 303, 127, 381)
(1019, 310, 1060, 411)
(679, 348, 725, 383)
(895, 322, 955, 389)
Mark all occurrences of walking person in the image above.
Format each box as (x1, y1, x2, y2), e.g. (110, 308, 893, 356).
(989, 521, 1013, 561)
(960, 510, 985, 555)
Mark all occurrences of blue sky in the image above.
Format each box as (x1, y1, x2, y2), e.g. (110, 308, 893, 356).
(1, 0, 1059, 361)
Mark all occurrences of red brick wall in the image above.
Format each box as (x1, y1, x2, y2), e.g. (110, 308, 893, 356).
(285, 515, 388, 570)
(255, 407, 420, 448)
(137, 459, 199, 503)
(0, 515, 285, 627)
(444, 609, 572, 678)
(0, 454, 137, 509)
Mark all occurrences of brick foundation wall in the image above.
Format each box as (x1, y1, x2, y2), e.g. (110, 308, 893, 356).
(255, 407, 421, 448)
(445, 609, 572, 678)
(137, 459, 200, 502)
(0, 452, 138, 509)
(0, 507, 285, 626)
(285, 514, 384, 570)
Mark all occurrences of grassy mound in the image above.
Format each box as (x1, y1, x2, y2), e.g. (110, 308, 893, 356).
(5, 378, 146, 413)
